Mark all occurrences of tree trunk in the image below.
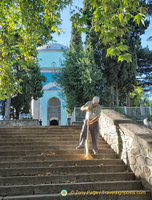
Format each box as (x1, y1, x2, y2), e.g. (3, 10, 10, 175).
(4, 94, 11, 120)
(115, 84, 119, 106)
(110, 86, 114, 106)
(16, 109, 20, 120)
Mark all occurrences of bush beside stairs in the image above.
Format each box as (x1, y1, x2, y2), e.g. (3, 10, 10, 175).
(0, 126, 151, 200)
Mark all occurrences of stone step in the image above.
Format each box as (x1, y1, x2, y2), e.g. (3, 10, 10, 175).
(1, 191, 151, 200)
(0, 181, 143, 196)
(0, 131, 80, 134)
(0, 159, 123, 168)
(0, 140, 107, 145)
(0, 137, 83, 141)
(0, 130, 80, 134)
(0, 126, 80, 130)
(0, 136, 105, 140)
(91, 153, 119, 159)
(0, 132, 80, 136)
(0, 134, 80, 138)
(0, 137, 105, 143)
(0, 149, 114, 156)
(0, 126, 75, 130)
(0, 144, 110, 151)
(0, 141, 107, 146)
(0, 137, 80, 142)
(0, 128, 81, 133)
(0, 165, 127, 176)
(0, 126, 150, 200)
(0, 172, 135, 186)
(0, 135, 105, 140)
(0, 153, 118, 162)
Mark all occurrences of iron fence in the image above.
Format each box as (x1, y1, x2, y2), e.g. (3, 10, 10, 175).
(71, 106, 152, 124)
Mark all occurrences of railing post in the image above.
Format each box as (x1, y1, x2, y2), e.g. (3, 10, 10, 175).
(149, 107, 152, 116)
(140, 100, 146, 119)
(73, 107, 76, 122)
(123, 106, 127, 115)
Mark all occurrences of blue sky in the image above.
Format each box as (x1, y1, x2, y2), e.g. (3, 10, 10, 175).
(52, 0, 84, 47)
(140, 17, 152, 50)
(52, 0, 152, 50)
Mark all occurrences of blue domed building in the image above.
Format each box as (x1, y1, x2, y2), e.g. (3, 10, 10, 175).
(31, 43, 68, 126)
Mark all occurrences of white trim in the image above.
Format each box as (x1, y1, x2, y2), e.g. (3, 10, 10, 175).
(37, 49, 67, 52)
(43, 82, 61, 90)
(40, 98, 42, 120)
(49, 117, 59, 121)
(40, 68, 62, 73)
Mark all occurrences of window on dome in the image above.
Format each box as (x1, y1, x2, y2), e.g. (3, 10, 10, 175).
(51, 62, 56, 68)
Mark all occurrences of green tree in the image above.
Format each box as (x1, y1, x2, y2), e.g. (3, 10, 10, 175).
(101, 21, 147, 106)
(130, 86, 144, 106)
(81, 0, 146, 106)
(11, 65, 46, 119)
(70, 23, 83, 48)
(0, 0, 71, 99)
(57, 23, 84, 113)
(137, 47, 152, 90)
(72, 0, 151, 62)
(80, 40, 104, 102)
(57, 22, 104, 113)
(82, 0, 103, 69)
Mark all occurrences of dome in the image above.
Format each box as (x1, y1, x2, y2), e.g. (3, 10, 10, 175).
(37, 43, 68, 51)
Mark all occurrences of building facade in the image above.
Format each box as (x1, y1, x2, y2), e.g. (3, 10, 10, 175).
(0, 102, 2, 120)
(31, 43, 68, 126)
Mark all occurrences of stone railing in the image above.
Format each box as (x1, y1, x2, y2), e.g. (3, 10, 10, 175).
(99, 109, 152, 190)
(0, 120, 40, 127)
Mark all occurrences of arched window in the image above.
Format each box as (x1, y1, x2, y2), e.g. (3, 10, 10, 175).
(51, 62, 56, 68)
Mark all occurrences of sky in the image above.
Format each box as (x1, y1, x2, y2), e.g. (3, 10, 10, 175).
(52, 0, 152, 50)
(52, 0, 84, 47)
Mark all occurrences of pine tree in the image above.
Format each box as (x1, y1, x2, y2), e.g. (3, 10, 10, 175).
(57, 22, 84, 113)
(56, 21, 104, 113)
(83, 1, 103, 69)
(80, 41, 104, 102)
(137, 47, 152, 91)
(70, 23, 83, 48)
(82, 0, 150, 106)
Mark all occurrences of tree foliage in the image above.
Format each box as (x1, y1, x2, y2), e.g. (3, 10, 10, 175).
(80, 41, 104, 101)
(11, 65, 46, 119)
(72, 0, 151, 62)
(0, 0, 71, 99)
(56, 23, 104, 113)
(74, 0, 151, 107)
(57, 23, 84, 113)
(130, 86, 144, 106)
(137, 47, 152, 90)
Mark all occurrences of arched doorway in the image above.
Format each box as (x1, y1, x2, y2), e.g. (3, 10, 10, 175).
(47, 97, 61, 126)
(50, 120, 58, 125)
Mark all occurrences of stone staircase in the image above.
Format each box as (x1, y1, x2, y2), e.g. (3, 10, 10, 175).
(0, 126, 151, 200)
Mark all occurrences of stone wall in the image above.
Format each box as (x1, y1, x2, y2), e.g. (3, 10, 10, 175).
(0, 120, 40, 127)
(99, 109, 152, 189)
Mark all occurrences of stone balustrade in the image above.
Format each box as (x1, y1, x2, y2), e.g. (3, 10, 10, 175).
(99, 109, 152, 190)
(0, 119, 40, 126)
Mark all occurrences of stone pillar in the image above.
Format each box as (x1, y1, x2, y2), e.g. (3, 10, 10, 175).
(31, 99, 39, 120)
